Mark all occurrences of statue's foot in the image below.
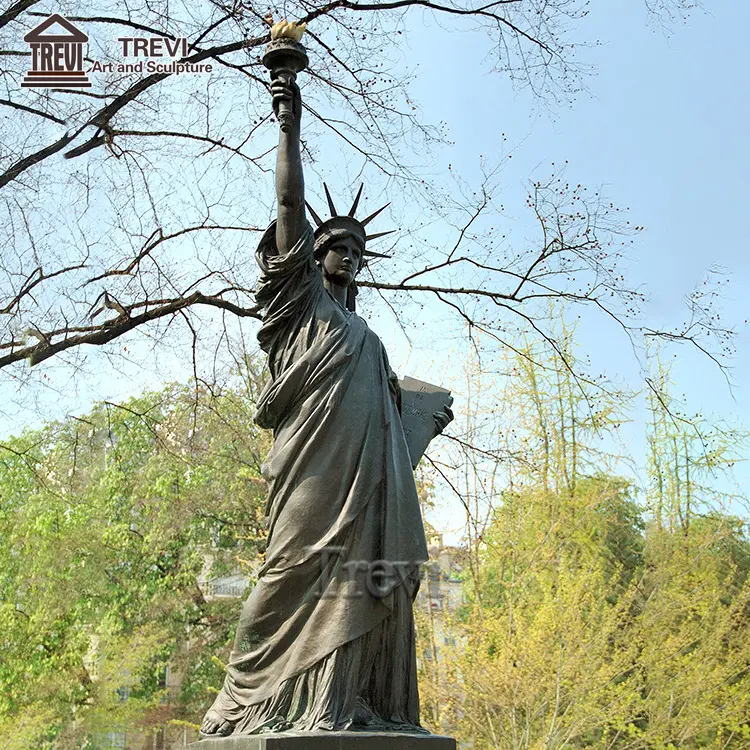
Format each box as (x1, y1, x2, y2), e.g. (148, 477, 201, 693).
(200, 709, 235, 737)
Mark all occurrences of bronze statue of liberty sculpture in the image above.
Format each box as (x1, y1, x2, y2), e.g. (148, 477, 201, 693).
(200, 22, 453, 740)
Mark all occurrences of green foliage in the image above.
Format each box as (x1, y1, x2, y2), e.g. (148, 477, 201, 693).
(418, 342, 750, 749)
(0, 371, 270, 748)
(3, 337, 750, 749)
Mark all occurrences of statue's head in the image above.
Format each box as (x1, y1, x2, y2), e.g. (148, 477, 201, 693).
(315, 231, 362, 283)
(308, 184, 393, 311)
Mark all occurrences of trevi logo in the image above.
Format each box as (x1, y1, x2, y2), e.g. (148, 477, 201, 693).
(21, 13, 213, 89)
(22, 14, 90, 88)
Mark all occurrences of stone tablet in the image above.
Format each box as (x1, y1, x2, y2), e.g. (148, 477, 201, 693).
(399, 377, 453, 466)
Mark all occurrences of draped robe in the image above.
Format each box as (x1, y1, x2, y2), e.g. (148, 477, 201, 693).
(206, 222, 429, 734)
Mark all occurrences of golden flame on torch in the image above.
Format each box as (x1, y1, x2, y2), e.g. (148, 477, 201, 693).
(270, 19, 307, 42)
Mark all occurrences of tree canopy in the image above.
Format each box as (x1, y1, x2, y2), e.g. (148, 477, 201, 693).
(419, 344, 750, 749)
(0, 0, 727, 406)
(0, 365, 270, 748)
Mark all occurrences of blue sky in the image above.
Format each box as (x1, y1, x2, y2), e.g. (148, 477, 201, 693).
(3, 2, 748, 533)
(357, 0, 750, 538)
(400, 0, 749, 413)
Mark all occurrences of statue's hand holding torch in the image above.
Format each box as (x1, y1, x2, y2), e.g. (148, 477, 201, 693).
(270, 74, 301, 134)
(263, 20, 308, 133)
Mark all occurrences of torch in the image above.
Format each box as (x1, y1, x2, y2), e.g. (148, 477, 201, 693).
(262, 20, 308, 133)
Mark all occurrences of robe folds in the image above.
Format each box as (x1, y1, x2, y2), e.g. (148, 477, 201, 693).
(207, 222, 429, 734)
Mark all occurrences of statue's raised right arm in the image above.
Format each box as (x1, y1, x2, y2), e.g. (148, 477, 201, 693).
(271, 75, 306, 255)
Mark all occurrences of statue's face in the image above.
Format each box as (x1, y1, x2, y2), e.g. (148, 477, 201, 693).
(321, 236, 362, 287)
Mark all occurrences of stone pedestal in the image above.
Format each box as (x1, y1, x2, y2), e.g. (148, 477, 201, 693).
(188, 731, 456, 749)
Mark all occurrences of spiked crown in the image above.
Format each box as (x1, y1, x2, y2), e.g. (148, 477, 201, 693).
(307, 184, 395, 260)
